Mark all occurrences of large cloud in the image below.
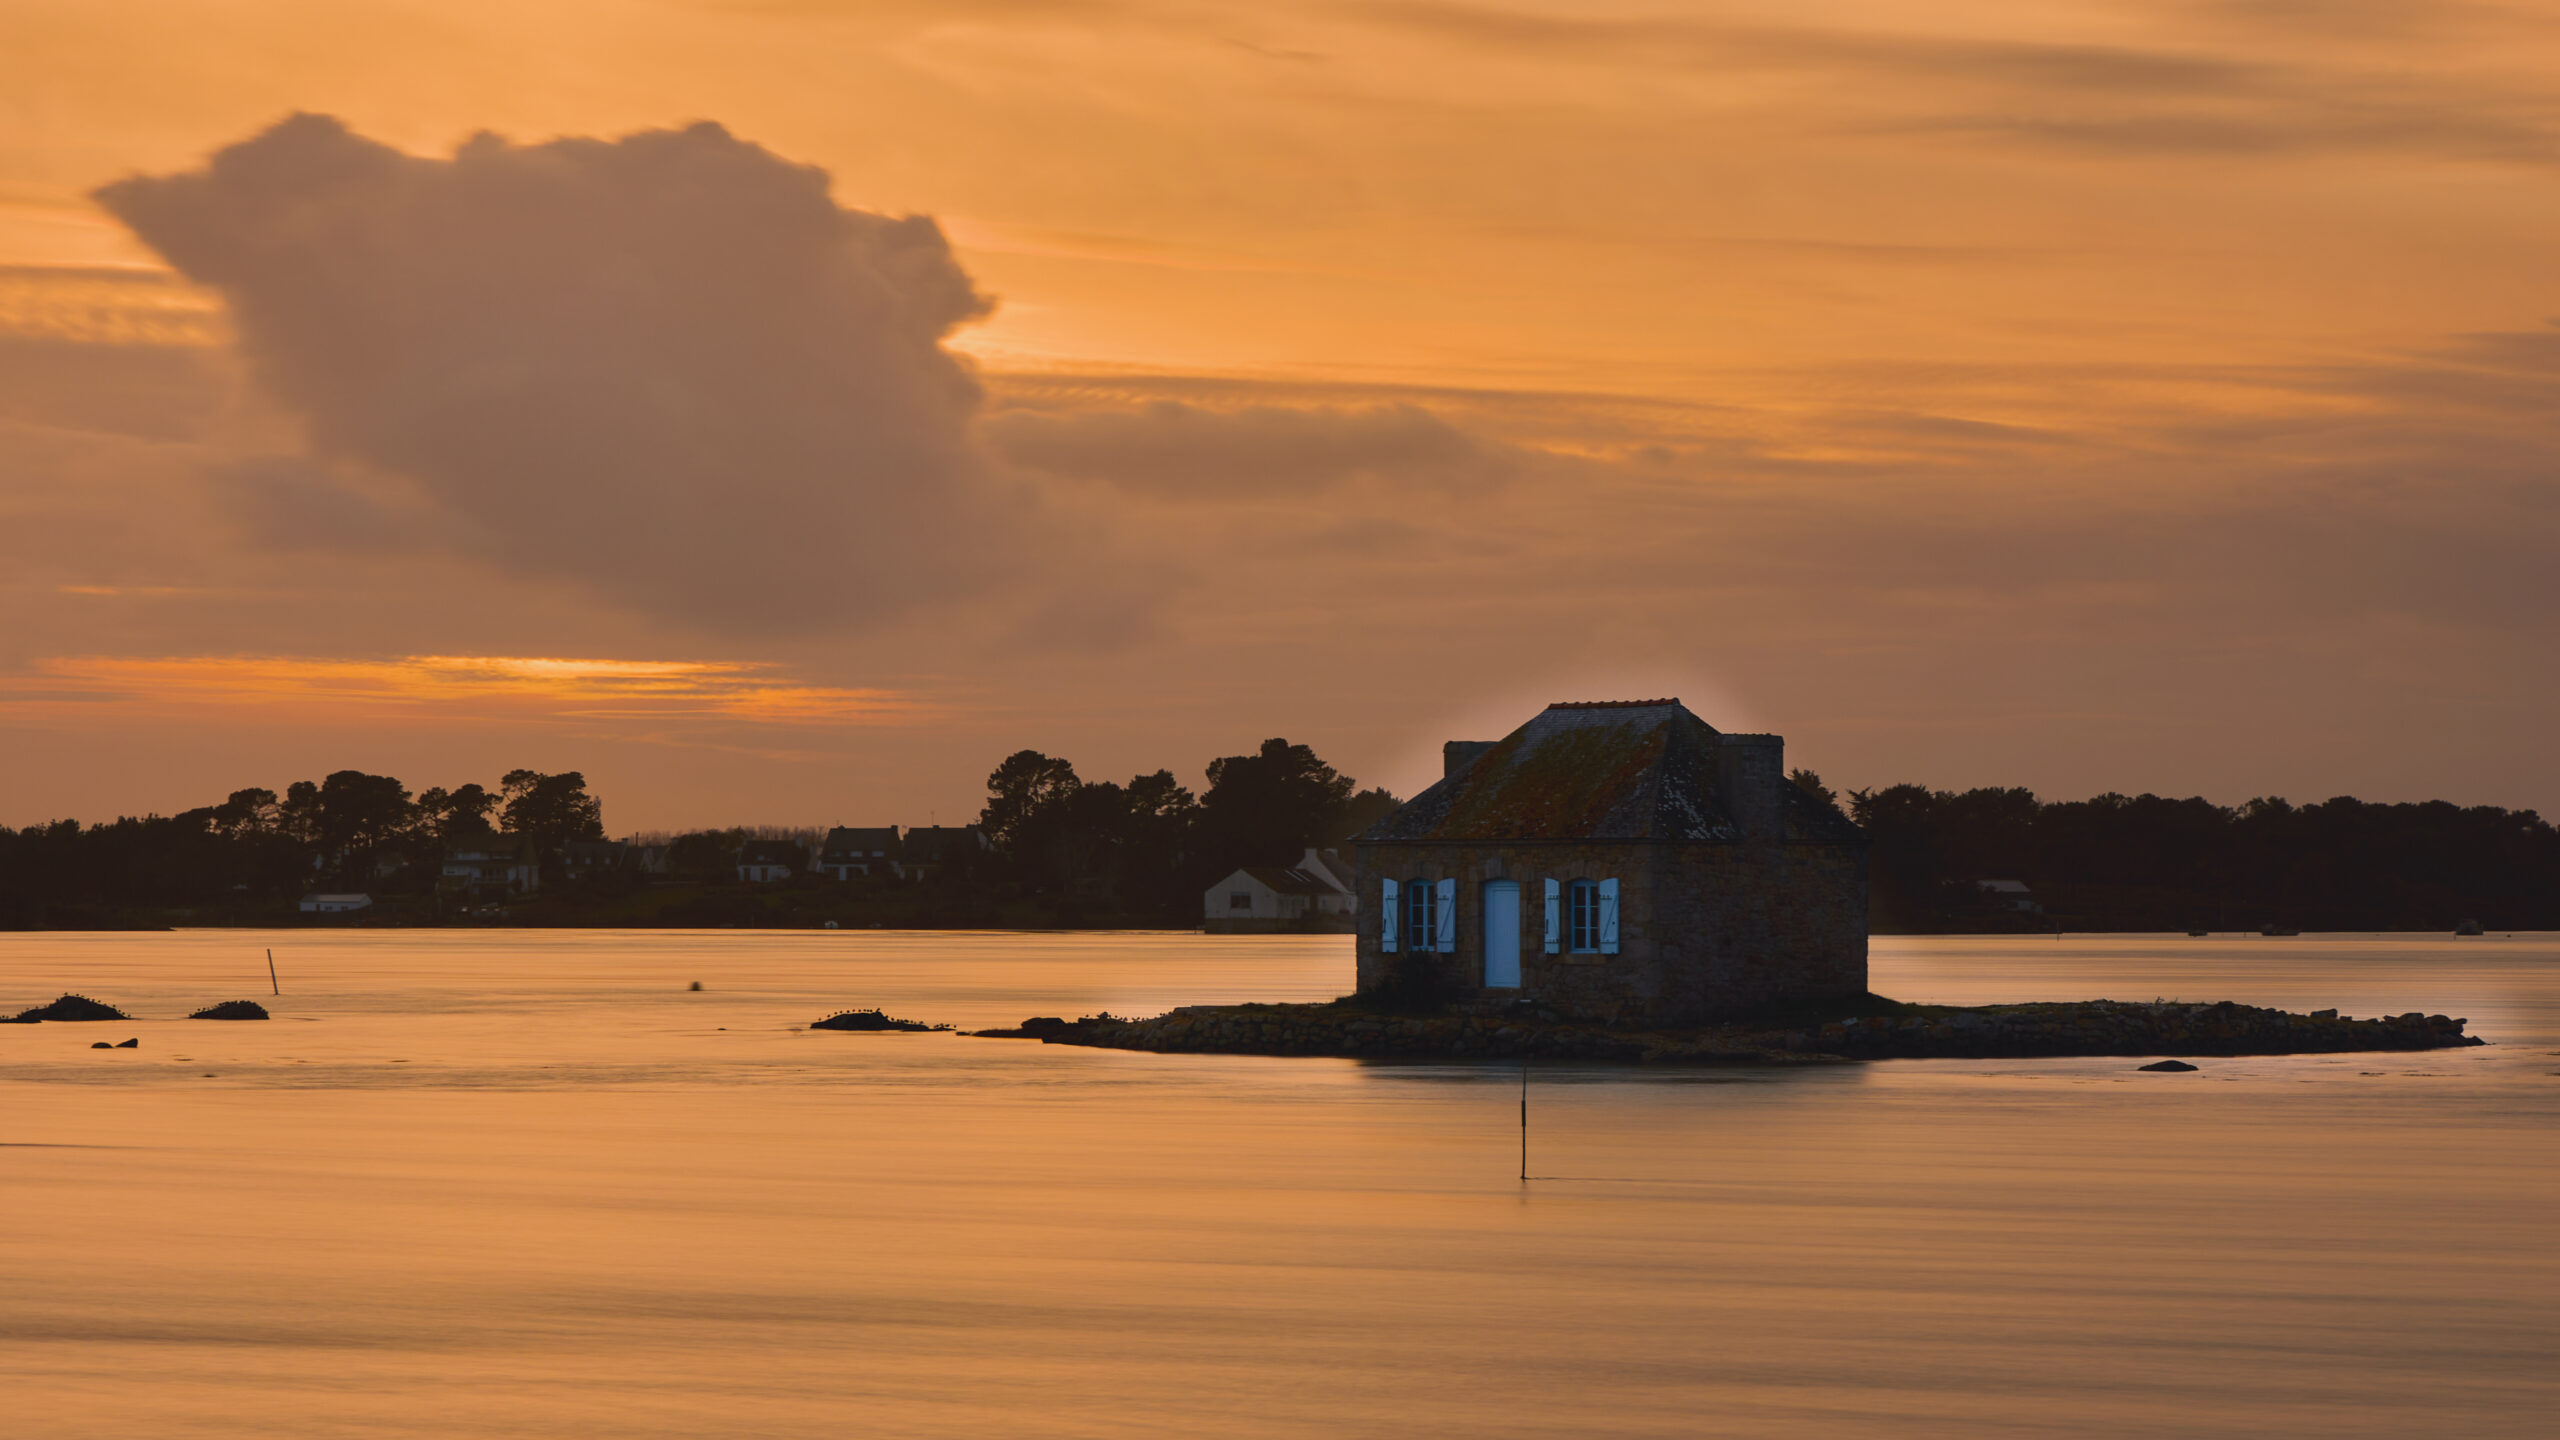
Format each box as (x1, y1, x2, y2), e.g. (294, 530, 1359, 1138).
(95, 114, 1009, 632)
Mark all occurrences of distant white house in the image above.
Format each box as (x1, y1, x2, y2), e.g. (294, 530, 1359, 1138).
(736, 839, 805, 884)
(1975, 878, 2042, 914)
(298, 893, 373, 914)
(817, 826, 901, 880)
(1203, 848, 1359, 933)
(444, 838, 539, 897)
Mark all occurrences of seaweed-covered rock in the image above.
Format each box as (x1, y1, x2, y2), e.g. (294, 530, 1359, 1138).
(189, 1000, 270, 1020)
(810, 1008, 951, 1033)
(2139, 1059, 2200, 1072)
(15, 993, 129, 1022)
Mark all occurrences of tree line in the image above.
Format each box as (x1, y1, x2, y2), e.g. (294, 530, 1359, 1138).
(0, 770, 602, 927)
(12, 748, 2549, 933)
(971, 737, 1402, 922)
(1838, 779, 2560, 933)
(0, 736, 1399, 928)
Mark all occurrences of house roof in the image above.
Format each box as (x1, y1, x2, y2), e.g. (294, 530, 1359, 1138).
(1234, 867, 1339, 897)
(901, 826, 985, 864)
(821, 826, 901, 856)
(1361, 698, 1862, 844)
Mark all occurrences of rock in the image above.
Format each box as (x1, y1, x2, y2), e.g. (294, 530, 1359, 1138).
(189, 1000, 269, 1020)
(14, 993, 129, 1022)
(689, 981, 702, 992)
(2139, 1059, 2199, 1072)
(115, 1037, 139, 1048)
(90, 1041, 112, 1049)
(809, 1008, 950, 1032)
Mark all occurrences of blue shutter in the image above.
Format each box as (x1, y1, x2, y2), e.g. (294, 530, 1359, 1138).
(1435, 878, 1457, 953)
(1543, 879, 1561, 954)
(1598, 878, 1620, 954)
(1380, 879, 1399, 952)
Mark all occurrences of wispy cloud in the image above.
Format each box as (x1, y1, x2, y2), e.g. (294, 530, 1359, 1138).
(4, 655, 927, 726)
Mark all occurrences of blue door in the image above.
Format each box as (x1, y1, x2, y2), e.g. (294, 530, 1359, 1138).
(1482, 881, 1521, 988)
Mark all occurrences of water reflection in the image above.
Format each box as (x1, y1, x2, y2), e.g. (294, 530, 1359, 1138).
(1, 930, 2553, 1439)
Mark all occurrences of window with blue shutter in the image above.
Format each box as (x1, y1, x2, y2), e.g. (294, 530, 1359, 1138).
(1434, 878, 1457, 953)
(1598, 877, 1620, 954)
(1543, 878, 1561, 954)
(1403, 879, 1436, 954)
(1380, 878, 1399, 952)
(1567, 879, 1601, 952)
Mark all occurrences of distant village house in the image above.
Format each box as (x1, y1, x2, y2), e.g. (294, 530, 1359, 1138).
(562, 840, 627, 879)
(736, 839, 805, 884)
(442, 837, 539, 898)
(818, 827, 901, 880)
(1203, 848, 1358, 933)
(298, 892, 373, 914)
(896, 825, 988, 882)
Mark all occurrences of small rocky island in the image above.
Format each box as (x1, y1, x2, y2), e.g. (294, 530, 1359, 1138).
(991, 700, 2486, 1067)
(978, 998, 2481, 1065)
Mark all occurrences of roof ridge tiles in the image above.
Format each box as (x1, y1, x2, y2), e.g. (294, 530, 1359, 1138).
(1546, 697, 1678, 709)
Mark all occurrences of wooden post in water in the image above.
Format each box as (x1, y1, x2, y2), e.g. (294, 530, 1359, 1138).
(1519, 1063, 1529, 1181)
(266, 948, 279, 996)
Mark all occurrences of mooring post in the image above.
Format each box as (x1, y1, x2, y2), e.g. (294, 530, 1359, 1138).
(1519, 1063, 1529, 1182)
(266, 947, 279, 996)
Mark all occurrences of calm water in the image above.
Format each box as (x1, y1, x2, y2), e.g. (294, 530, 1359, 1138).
(3, 930, 2554, 1439)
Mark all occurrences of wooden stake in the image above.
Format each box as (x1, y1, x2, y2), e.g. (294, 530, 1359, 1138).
(1519, 1063, 1529, 1182)
(266, 948, 279, 996)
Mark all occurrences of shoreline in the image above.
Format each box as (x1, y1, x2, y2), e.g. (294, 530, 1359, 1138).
(976, 998, 2484, 1065)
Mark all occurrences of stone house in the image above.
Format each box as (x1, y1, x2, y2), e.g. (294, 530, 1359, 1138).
(1355, 699, 1867, 1025)
(1204, 848, 1359, 933)
(297, 892, 373, 914)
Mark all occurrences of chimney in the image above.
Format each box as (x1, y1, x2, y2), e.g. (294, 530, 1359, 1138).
(1443, 740, 1495, 778)
(1714, 733, 1784, 839)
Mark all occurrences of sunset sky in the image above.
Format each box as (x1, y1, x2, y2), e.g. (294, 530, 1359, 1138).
(5, 0, 2557, 829)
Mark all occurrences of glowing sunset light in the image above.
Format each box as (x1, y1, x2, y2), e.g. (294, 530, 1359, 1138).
(11, 655, 923, 726)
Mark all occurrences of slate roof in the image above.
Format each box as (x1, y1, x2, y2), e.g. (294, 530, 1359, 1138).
(820, 826, 901, 860)
(1361, 699, 1864, 844)
(737, 839, 805, 868)
(900, 826, 987, 865)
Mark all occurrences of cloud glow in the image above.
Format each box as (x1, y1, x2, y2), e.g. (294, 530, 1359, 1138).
(8, 655, 922, 726)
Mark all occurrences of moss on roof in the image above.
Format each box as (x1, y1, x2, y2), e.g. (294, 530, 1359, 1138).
(1362, 700, 1861, 844)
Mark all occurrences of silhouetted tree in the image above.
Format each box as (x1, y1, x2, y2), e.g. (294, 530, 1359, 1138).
(1789, 769, 1839, 813)
(499, 770, 604, 855)
(1195, 738, 1355, 876)
(979, 751, 1083, 856)
(416, 783, 498, 842)
(1337, 785, 1403, 844)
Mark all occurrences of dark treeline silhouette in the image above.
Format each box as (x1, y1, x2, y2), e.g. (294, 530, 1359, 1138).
(0, 769, 601, 927)
(0, 738, 1398, 929)
(1844, 777, 2560, 933)
(16, 751, 2548, 933)
(974, 737, 1400, 923)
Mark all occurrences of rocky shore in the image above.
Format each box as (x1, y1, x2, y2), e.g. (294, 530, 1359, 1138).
(978, 998, 2483, 1065)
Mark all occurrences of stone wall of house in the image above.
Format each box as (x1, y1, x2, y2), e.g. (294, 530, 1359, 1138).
(1354, 839, 1867, 1025)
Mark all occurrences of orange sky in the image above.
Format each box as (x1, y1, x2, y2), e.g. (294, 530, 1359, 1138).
(4, 0, 2558, 828)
